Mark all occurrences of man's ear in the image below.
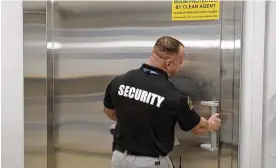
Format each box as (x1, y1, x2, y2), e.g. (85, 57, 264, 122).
(166, 59, 172, 67)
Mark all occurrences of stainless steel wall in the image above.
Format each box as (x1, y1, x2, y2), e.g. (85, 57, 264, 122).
(23, 1, 242, 168)
(219, 1, 241, 168)
(23, 1, 47, 168)
(52, 1, 220, 168)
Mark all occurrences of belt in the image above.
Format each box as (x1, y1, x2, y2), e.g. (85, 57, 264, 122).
(114, 145, 165, 158)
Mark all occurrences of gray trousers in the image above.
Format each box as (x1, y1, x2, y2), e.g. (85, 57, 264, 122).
(111, 150, 174, 168)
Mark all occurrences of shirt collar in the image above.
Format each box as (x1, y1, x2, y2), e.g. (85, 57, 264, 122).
(140, 63, 169, 80)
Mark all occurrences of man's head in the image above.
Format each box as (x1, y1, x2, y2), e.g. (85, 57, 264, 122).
(148, 36, 185, 78)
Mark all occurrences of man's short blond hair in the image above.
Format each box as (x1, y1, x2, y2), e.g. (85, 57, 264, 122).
(153, 36, 184, 57)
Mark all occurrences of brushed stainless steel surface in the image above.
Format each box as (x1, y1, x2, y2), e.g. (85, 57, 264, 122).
(46, 1, 56, 168)
(52, 1, 221, 168)
(24, 1, 242, 168)
(219, 1, 242, 168)
(232, 2, 242, 168)
(23, 1, 47, 168)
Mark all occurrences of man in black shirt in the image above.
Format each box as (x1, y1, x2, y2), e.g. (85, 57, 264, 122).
(103, 36, 221, 168)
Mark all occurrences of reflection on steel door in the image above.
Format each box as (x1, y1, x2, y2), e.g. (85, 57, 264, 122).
(23, 1, 242, 168)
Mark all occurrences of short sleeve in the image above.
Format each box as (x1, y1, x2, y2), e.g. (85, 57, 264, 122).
(175, 96, 201, 131)
(103, 82, 115, 109)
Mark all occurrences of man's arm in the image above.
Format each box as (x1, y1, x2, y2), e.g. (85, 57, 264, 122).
(103, 82, 117, 121)
(191, 114, 220, 135)
(103, 107, 117, 121)
(175, 96, 221, 135)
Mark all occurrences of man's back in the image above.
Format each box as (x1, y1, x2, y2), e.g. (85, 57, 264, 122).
(104, 64, 200, 156)
(103, 36, 221, 168)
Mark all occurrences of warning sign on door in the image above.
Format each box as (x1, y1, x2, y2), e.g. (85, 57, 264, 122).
(172, 0, 220, 21)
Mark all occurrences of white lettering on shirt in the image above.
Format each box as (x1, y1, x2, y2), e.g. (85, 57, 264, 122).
(118, 85, 125, 96)
(117, 84, 165, 108)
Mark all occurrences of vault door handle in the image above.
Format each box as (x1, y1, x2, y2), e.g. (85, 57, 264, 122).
(200, 101, 219, 152)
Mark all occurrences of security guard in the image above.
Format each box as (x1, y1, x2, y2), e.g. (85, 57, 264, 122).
(103, 36, 221, 168)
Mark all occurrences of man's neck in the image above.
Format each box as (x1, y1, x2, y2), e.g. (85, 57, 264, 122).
(147, 58, 166, 72)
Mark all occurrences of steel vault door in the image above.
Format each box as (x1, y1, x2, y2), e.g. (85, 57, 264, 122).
(37, 1, 243, 168)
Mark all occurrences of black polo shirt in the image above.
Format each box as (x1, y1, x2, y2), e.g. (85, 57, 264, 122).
(103, 63, 201, 156)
